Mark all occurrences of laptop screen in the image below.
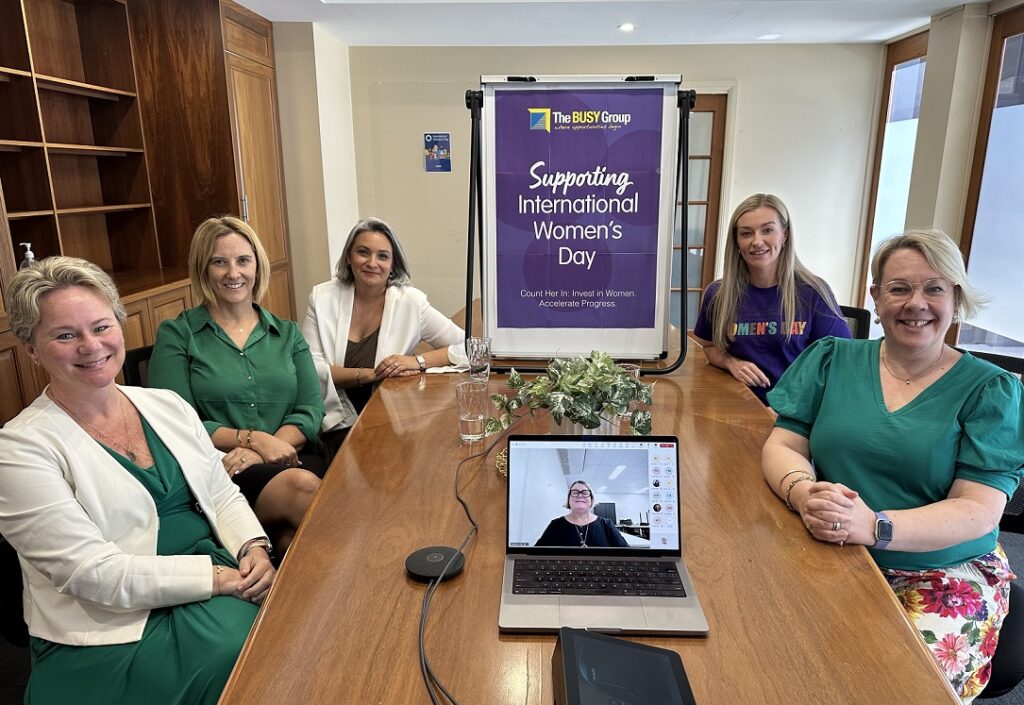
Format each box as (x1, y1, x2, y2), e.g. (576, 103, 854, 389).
(506, 435, 680, 552)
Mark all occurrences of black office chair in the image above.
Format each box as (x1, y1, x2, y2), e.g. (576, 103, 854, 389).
(978, 582, 1024, 699)
(839, 305, 871, 340)
(952, 349, 1024, 531)
(963, 349, 1024, 378)
(122, 345, 154, 387)
(0, 534, 27, 648)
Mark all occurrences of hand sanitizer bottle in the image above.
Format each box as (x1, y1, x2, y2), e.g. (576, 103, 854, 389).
(18, 243, 36, 270)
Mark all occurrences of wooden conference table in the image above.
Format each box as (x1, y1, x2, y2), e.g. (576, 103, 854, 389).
(219, 341, 957, 705)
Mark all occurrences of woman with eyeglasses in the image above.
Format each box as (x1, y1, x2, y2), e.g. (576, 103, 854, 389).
(534, 480, 629, 548)
(761, 229, 1023, 702)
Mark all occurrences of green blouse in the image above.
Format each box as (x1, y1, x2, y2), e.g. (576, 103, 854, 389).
(148, 304, 324, 443)
(768, 337, 1024, 571)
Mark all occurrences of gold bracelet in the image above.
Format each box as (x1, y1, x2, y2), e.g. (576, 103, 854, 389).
(214, 565, 225, 575)
(777, 469, 808, 494)
(356, 368, 363, 386)
(784, 475, 815, 511)
(235, 428, 244, 447)
(244, 429, 254, 449)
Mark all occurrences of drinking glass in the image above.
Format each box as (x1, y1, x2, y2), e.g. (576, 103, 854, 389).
(466, 336, 492, 382)
(456, 381, 488, 443)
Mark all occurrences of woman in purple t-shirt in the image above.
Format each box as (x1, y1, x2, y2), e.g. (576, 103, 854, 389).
(693, 193, 850, 404)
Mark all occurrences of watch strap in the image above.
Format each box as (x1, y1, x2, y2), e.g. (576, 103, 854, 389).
(238, 537, 273, 561)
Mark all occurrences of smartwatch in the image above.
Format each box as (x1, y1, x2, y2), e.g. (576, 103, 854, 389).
(416, 354, 427, 372)
(873, 512, 893, 550)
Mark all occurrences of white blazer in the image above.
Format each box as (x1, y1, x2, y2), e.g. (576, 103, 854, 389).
(302, 280, 467, 432)
(0, 386, 266, 646)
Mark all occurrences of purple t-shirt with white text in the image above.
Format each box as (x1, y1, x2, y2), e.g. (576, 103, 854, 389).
(694, 281, 851, 404)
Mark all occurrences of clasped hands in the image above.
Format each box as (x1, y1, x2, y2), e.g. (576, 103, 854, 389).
(374, 354, 422, 379)
(222, 432, 299, 476)
(212, 548, 275, 604)
(794, 481, 876, 547)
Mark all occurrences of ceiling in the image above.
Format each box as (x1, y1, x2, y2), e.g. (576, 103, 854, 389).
(234, 0, 984, 47)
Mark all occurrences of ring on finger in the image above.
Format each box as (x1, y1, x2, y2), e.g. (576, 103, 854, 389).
(831, 521, 841, 531)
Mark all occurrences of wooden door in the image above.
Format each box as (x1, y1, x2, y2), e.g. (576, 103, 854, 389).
(261, 264, 293, 321)
(224, 53, 289, 270)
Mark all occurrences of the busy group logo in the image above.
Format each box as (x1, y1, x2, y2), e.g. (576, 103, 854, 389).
(528, 106, 633, 132)
(528, 108, 551, 132)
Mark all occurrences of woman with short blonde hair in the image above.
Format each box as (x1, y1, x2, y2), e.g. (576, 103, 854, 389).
(0, 256, 274, 705)
(762, 229, 1022, 701)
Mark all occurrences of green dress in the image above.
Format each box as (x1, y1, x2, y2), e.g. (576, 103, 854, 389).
(25, 418, 259, 705)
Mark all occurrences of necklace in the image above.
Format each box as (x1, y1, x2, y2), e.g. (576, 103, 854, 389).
(50, 391, 138, 463)
(571, 518, 591, 547)
(880, 342, 945, 385)
(215, 312, 258, 334)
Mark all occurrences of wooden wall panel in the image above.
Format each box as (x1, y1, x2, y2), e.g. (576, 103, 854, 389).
(122, 298, 151, 350)
(221, 0, 274, 68)
(0, 331, 28, 423)
(128, 0, 238, 271)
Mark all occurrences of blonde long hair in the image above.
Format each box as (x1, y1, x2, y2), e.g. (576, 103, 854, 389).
(708, 194, 842, 349)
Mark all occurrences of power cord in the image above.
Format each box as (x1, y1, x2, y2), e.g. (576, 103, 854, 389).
(417, 415, 526, 705)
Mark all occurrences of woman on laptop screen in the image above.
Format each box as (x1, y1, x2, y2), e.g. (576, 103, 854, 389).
(535, 481, 629, 548)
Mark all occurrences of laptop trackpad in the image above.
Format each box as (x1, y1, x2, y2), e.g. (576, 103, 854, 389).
(559, 599, 646, 630)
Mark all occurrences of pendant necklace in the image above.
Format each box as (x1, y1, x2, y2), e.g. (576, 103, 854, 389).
(880, 342, 945, 385)
(50, 391, 138, 463)
(573, 519, 590, 547)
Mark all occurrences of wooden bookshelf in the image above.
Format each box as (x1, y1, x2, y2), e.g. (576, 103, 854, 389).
(0, 0, 291, 420)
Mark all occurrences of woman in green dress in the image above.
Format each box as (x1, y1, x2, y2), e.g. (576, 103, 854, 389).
(149, 216, 325, 553)
(0, 257, 276, 705)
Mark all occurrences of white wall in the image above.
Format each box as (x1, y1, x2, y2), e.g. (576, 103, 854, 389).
(346, 44, 883, 314)
(274, 23, 361, 312)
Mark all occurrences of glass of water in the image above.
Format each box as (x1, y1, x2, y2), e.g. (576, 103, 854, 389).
(456, 381, 488, 443)
(466, 336, 492, 382)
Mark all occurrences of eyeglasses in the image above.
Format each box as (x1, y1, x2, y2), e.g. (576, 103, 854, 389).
(568, 489, 592, 498)
(877, 278, 954, 302)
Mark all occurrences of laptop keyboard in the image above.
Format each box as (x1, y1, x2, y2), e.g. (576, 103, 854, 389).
(512, 559, 687, 598)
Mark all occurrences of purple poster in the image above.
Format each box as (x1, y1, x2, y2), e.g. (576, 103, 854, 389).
(495, 88, 663, 329)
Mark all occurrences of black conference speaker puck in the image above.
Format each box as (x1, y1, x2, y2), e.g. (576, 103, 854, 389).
(405, 546, 465, 582)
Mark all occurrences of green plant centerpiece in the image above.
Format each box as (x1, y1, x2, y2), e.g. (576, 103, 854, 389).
(484, 351, 654, 436)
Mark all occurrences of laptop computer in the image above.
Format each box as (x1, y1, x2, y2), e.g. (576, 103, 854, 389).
(499, 434, 709, 635)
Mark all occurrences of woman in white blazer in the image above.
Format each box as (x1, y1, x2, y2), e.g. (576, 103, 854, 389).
(302, 217, 467, 453)
(0, 257, 275, 705)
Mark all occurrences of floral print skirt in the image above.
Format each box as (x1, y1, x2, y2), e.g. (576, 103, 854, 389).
(883, 545, 1015, 703)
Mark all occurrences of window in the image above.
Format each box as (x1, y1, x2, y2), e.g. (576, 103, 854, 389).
(671, 94, 727, 331)
(859, 32, 928, 337)
(958, 6, 1024, 359)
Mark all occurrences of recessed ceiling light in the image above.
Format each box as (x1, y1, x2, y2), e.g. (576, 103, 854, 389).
(618, 23, 636, 33)
(757, 33, 782, 40)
